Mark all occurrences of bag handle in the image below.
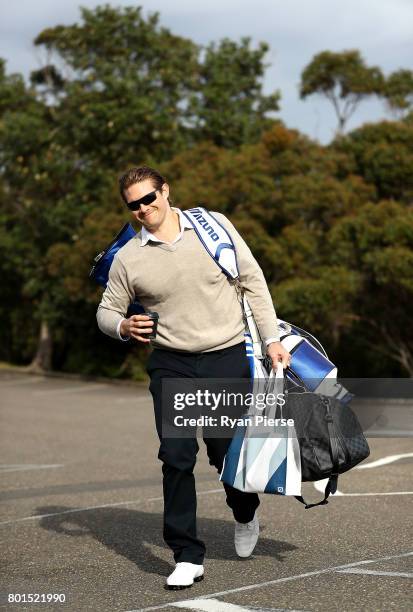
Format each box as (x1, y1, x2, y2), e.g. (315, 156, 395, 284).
(294, 397, 340, 509)
(264, 361, 286, 420)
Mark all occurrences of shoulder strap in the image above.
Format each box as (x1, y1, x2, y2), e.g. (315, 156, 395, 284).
(183, 206, 266, 358)
(182, 207, 239, 279)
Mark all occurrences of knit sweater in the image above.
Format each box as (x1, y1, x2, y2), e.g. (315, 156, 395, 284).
(96, 210, 280, 352)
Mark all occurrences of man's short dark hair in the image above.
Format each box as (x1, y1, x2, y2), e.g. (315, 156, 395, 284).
(119, 166, 173, 205)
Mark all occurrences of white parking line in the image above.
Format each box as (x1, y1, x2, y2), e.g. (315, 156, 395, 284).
(130, 552, 413, 612)
(336, 568, 413, 578)
(0, 464, 64, 473)
(313, 452, 413, 495)
(1, 485, 412, 527)
(172, 601, 306, 611)
(172, 599, 255, 611)
(313, 482, 413, 497)
(0, 488, 224, 527)
(356, 453, 413, 469)
(313, 479, 343, 495)
(328, 491, 413, 497)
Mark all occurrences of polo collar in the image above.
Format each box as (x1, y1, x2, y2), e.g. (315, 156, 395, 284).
(140, 207, 193, 247)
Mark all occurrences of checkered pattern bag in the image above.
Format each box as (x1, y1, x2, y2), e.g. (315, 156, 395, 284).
(283, 391, 370, 508)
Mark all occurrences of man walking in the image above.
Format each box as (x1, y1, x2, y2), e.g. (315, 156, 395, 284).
(96, 166, 291, 589)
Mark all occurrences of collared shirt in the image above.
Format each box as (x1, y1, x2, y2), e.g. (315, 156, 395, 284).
(117, 207, 193, 339)
(140, 207, 193, 247)
(116, 206, 280, 346)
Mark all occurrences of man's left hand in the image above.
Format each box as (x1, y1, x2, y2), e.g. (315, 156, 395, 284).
(266, 341, 292, 370)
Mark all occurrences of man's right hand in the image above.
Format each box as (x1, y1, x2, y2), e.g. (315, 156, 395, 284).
(120, 315, 154, 343)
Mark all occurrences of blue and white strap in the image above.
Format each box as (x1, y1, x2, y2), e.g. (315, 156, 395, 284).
(183, 206, 265, 360)
(182, 207, 239, 279)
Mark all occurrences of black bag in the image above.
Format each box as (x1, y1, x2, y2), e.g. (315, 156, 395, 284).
(283, 391, 370, 509)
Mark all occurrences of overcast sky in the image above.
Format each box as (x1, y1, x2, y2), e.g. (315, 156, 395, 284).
(1, 0, 412, 144)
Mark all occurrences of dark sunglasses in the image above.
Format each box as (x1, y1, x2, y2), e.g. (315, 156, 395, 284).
(126, 189, 158, 211)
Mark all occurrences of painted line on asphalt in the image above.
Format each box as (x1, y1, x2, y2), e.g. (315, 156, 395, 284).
(129, 552, 413, 612)
(313, 482, 413, 498)
(329, 491, 413, 497)
(0, 488, 224, 527)
(313, 479, 343, 495)
(172, 599, 258, 611)
(313, 452, 413, 494)
(1, 486, 413, 527)
(0, 464, 64, 473)
(172, 601, 306, 611)
(336, 568, 413, 578)
(248, 609, 307, 612)
(248, 608, 307, 612)
(356, 453, 413, 469)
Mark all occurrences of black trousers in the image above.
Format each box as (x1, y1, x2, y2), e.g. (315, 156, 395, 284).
(146, 340, 260, 564)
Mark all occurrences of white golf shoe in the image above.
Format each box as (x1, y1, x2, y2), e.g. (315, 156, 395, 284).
(166, 562, 204, 590)
(234, 513, 260, 558)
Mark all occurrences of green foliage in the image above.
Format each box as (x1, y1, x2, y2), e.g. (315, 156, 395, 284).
(382, 69, 413, 117)
(0, 5, 412, 377)
(186, 36, 281, 147)
(327, 200, 413, 374)
(331, 120, 413, 201)
(300, 50, 385, 134)
(273, 265, 362, 340)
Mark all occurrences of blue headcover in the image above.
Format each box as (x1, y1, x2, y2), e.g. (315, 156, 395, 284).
(89, 222, 137, 288)
(89, 222, 145, 316)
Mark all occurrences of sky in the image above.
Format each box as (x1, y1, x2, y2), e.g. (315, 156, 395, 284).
(0, 0, 412, 144)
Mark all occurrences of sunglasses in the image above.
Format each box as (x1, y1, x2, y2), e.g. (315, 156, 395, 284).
(126, 189, 158, 211)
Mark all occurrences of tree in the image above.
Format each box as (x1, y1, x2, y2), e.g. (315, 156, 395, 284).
(31, 5, 282, 162)
(0, 55, 116, 371)
(0, 3, 289, 375)
(186, 37, 281, 148)
(382, 68, 413, 119)
(300, 50, 385, 136)
(31, 4, 199, 167)
(328, 200, 413, 375)
(331, 120, 413, 203)
(160, 122, 413, 377)
(1, 6, 412, 378)
(0, 59, 55, 370)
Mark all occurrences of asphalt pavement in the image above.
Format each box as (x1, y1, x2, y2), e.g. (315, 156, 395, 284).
(0, 371, 412, 611)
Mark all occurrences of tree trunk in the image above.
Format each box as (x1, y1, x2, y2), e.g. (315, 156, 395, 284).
(28, 319, 52, 372)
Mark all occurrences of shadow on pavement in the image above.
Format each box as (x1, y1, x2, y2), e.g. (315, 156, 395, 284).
(36, 506, 298, 576)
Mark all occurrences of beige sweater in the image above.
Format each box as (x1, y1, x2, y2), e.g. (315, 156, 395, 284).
(96, 210, 280, 352)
